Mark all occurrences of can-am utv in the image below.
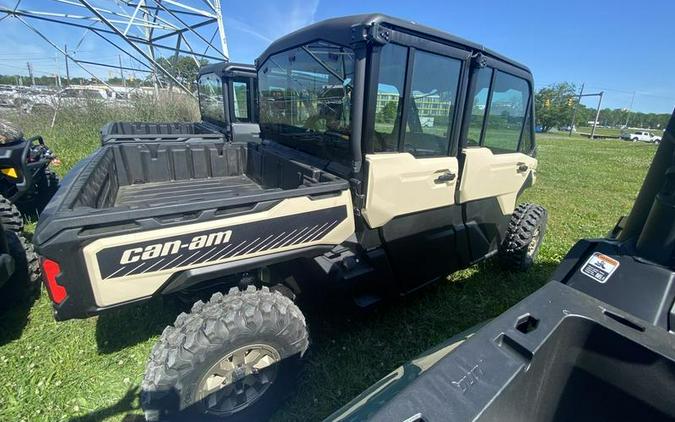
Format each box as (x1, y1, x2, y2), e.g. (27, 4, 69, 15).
(34, 14, 546, 421)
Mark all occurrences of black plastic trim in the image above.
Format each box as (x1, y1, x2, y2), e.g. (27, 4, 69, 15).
(160, 245, 334, 295)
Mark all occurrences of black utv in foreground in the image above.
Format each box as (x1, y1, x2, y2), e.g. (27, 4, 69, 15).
(35, 15, 546, 420)
(328, 110, 675, 422)
(0, 121, 60, 229)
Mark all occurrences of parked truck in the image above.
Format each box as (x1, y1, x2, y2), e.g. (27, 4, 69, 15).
(34, 15, 546, 421)
(621, 130, 662, 143)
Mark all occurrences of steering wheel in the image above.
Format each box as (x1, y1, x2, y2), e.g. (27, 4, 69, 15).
(15, 136, 51, 195)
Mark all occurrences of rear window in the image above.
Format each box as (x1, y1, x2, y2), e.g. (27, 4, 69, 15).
(482, 71, 531, 153)
(258, 41, 355, 167)
(198, 73, 225, 123)
(465, 68, 533, 154)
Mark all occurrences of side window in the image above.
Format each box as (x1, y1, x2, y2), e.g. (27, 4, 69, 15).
(232, 79, 250, 122)
(403, 50, 461, 157)
(374, 43, 407, 152)
(483, 71, 530, 154)
(466, 67, 493, 146)
(198, 73, 225, 123)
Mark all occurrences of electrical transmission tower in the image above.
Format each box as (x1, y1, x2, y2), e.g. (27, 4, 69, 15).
(0, 0, 230, 96)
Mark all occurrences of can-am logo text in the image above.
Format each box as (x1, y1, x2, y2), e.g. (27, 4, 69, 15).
(119, 230, 232, 264)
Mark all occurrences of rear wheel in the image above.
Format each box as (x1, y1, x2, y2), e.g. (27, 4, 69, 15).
(499, 203, 548, 271)
(141, 286, 309, 421)
(1, 231, 40, 299)
(35, 170, 60, 214)
(0, 195, 23, 232)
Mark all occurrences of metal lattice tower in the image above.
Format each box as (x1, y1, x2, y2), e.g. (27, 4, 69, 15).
(0, 0, 230, 95)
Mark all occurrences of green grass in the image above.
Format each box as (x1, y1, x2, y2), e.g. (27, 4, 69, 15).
(0, 115, 658, 421)
(575, 126, 623, 137)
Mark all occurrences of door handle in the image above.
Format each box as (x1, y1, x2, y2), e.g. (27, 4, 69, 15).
(517, 163, 529, 173)
(434, 170, 456, 183)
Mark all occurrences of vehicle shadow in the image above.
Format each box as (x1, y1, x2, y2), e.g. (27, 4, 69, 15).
(274, 260, 559, 420)
(90, 260, 558, 420)
(68, 386, 144, 422)
(95, 295, 180, 354)
(0, 280, 39, 347)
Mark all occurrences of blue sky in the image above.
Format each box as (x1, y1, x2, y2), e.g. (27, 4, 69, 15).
(1, 0, 674, 113)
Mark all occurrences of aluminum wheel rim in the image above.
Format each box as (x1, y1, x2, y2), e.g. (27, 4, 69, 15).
(527, 228, 541, 257)
(196, 343, 281, 415)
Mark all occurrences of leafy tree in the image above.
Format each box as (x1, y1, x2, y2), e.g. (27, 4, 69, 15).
(154, 55, 207, 91)
(377, 101, 397, 123)
(534, 82, 578, 132)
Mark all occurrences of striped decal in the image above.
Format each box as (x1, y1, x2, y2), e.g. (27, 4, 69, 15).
(96, 206, 347, 280)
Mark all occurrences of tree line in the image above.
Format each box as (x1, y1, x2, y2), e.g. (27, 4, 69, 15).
(534, 82, 671, 132)
(0, 55, 206, 91)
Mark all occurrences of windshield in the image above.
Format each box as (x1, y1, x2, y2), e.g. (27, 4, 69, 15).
(258, 41, 355, 166)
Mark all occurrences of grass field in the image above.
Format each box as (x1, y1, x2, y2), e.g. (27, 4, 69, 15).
(0, 110, 658, 421)
(575, 126, 623, 137)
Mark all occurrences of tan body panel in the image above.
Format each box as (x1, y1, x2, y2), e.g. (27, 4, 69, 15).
(83, 190, 355, 307)
(361, 153, 459, 228)
(458, 147, 537, 214)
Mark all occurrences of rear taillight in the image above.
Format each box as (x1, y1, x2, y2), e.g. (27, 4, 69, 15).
(41, 258, 67, 304)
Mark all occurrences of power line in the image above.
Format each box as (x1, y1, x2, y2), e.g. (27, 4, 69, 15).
(0, 0, 230, 96)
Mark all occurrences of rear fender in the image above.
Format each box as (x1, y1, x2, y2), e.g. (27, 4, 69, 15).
(81, 190, 355, 307)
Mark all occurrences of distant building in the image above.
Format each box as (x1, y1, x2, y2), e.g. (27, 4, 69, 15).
(376, 91, 452, 117)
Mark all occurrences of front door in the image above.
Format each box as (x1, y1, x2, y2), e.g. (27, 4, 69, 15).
(361, 40, 471, 288)
(457, 64, 537, 259)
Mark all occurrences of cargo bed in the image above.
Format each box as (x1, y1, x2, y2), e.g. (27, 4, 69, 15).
(33, 137, 353, 319)
(115, 174, 265, 208)
(100, 121, 224, 144)
(69, 140, 343, 212)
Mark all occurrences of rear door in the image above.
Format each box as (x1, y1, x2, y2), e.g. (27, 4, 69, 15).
(361, 39, 471, 286)
(457, 61, 537, 258)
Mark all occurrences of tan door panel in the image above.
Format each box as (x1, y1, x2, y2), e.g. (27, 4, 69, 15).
(458, 147, 537, 214)
(362, 153, 458, 228)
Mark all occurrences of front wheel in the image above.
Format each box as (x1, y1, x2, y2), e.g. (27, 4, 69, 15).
(499, 203, 548, 271)
(141, 286, 309, 421)
(632, 137, 638, 142)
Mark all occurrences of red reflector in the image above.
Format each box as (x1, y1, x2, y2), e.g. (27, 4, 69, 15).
(41, 258, 67, 304)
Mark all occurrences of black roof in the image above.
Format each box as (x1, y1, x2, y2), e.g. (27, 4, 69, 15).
(256, 14, 530, 73)
(198, 62, 255, 78)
